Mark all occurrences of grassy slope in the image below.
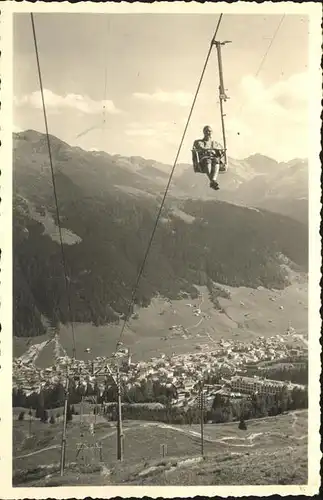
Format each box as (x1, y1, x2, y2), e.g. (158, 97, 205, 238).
(13, 410, 308, 486)
(117, 446, 307, 486)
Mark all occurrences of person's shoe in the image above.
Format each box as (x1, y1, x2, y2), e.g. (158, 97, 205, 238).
(210, 180, 220, 190)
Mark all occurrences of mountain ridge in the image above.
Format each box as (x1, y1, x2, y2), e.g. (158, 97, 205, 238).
(13, 129, 308, 207)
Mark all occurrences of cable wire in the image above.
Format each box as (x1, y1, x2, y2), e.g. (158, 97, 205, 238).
(30, 13, 77, 359)
(102, 19, 110, 131)
(237, 14, 285, 118)
(115, 14, 224, 350)
(76, 20, 111, 141)
(254, 14, 285, 79)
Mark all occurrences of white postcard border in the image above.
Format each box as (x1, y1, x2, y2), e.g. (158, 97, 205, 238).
(0, 2, 321, 498)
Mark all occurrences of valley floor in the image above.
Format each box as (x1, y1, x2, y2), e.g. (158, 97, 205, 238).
(14, 280, 308, 368)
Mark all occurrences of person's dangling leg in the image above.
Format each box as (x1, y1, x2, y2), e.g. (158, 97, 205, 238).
(209, 159, 220, 190)
(201, 158, 219, 190)
(202, 158, 212, 181)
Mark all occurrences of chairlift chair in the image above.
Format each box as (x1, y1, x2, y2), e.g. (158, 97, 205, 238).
(192, 148, 228, 174)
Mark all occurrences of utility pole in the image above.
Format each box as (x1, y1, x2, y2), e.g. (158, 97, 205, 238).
(98, 361, 124, 461)
(116, 364, 123, 461)
(160, 443, 167, 458)
(80, 395, 84, 428)
(199, 383, 205, 457)
(29, 407, 32, 437)
(60, 367, 70, 476)
(94, 394, 98, 428)
(212, 40, 231, 168)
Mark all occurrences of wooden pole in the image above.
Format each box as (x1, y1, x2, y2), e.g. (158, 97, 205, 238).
(80, 395, 84, 427)
(29, 408, 32, 437)
(116, 365, 123, 461)
(60, 368, 69, 476)
(200, 384, 205, 457)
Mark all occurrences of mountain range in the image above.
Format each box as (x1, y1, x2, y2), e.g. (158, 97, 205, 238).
(13, 130, 308, 339)
(171, 154, 308, 224)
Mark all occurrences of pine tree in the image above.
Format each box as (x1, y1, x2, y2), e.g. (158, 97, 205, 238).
(42, 409, 49, 423)
(36, 391, 45, 420)
(239, 417, 247, 430)
(66, 404, 73, 422)
(52, 383, 65, 408)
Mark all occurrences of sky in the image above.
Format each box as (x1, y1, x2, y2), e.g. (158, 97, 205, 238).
(13, 12, 310, 164)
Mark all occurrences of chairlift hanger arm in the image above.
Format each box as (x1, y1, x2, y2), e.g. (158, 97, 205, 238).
(212, 39, 230, 165)
(93, 361, 118, 386)
(212, 40, 231, 101)
(211, 39, 232, 46)
(105, 364, 118, 386)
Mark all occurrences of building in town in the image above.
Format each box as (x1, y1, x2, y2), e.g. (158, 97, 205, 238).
(230, 375, 287, 395)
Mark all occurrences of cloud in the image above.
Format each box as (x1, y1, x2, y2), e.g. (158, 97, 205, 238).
(14, 89, 121, 115)
(240, 72, 309, 120)
(221, 72, 309, 160)
(269, 72, 309, 105)
(133, 89, 193, 107)
(13, 124, 23, 133)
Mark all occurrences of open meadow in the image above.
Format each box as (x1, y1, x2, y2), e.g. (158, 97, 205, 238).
(13, 409, 308, 487)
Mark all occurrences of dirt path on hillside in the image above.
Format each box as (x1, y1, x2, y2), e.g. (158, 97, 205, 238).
(186, 292, 205, 331)
(13, 410, 307, 460)
(14, 444, 59, 460)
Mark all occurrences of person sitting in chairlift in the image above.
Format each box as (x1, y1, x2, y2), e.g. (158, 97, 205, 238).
(192, 125, 224, 191)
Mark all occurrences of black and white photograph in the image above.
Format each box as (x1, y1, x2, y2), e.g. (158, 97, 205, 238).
(0, 2, 321, 497)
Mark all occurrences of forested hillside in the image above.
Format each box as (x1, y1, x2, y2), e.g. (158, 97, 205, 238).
(13, 131, 308, 338)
